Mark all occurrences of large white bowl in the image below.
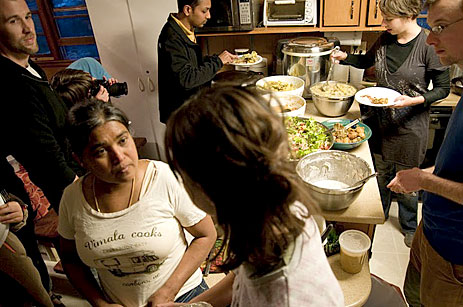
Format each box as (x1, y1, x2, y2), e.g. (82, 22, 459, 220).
(267, 94, 307, 117)
(256, 75, 305, 97)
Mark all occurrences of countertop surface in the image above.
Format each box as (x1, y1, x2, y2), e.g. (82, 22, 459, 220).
(433, 92, 460, 108)
(329, 254, 372, 307)
(304, 100, 385, 225)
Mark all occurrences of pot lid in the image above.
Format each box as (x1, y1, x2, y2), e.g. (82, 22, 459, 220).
(212, 70, 263, 87)
(282, 37, 334, 56)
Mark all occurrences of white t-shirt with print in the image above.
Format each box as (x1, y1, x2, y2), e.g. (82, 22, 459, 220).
(58, 160, 206, 307)
(231, 206, 344, 307)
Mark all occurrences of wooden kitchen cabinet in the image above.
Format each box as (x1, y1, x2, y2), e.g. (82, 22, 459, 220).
(366, 0, 382, 26)
(322, 0, 361, 27)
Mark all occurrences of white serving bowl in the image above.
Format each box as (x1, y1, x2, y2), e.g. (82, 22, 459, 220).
(267, 94, 307, 117)
(256, 75, 305, 97)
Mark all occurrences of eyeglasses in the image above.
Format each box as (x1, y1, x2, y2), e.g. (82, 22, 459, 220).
(430, 17, 463, 35)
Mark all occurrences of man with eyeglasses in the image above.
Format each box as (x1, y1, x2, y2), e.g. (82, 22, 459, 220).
(387, 0, 463, 305)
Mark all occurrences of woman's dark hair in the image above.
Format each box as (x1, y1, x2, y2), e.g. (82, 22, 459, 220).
(177, 0, 201, 11)
(67, 98, 130, 157)
(50, 69, 93, 108)
(165, 85, 319, 274)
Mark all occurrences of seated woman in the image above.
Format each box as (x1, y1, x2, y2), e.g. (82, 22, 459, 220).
(58, 99, 216, 306)
(163, 86, 344, 306)
(50, 68, 111, 107)
(0, 190, 53, 307)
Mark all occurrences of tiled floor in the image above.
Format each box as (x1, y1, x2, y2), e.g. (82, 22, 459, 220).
(50, 201, 420, 305)
(370, 201, 422, 292)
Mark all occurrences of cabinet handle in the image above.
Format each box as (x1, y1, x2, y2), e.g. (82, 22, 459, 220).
(138, 77, 145, 92)
(350, 0, 354, 19)
(374, 0, 379, 19)
(148, 77, 155, 92)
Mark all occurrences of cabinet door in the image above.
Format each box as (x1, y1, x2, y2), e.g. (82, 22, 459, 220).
(367, 0, 382, 26)
(323, 0, 361, 26)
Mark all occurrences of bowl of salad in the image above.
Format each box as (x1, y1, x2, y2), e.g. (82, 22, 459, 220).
(285, 116, 334, 160)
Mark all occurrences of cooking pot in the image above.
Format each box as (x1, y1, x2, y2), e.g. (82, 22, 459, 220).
(282, 37, 339, 98)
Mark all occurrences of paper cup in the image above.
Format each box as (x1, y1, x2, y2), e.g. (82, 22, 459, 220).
(339, 230, 371, 274)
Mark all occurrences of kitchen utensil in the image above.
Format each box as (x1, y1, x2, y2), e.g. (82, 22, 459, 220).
(322, 119, 372, 150)
(321, 223, 334, 243)
(296, 150, 372, 211)
(310, 81, 357, 117)
(323, 46, 340, 91)
(451, 76, 463, 96)
(351, 172, 378, 188)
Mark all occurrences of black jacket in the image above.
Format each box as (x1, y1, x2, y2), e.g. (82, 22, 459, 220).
(0, 55, 84, 212)
(158, 15, 223, 122)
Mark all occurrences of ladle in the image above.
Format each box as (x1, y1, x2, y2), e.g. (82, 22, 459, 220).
(323, 46, 341, 91)
(351, 172, 378, 188)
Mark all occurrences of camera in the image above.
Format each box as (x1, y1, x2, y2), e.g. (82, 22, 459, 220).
(90, 79, 128, 97)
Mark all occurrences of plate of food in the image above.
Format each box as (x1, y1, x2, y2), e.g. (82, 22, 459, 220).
(230, 51, 263, 66)
(322, 119, 372, 150)
(285, 116, 334, 160)
(355, 87, 401, 107)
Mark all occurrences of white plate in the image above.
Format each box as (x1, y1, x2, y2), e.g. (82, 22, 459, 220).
(230, 55, 263, 66)
(355, 87, 401, 107)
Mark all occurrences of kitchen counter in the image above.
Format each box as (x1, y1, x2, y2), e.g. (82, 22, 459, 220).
(329, 254, 371, 307)
(304, 100, 385, 227)
(433, 92, 460, 108)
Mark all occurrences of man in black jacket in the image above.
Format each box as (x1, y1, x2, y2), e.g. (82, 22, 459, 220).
(158, 0, 236, 123)
(0, 0, 84, 304)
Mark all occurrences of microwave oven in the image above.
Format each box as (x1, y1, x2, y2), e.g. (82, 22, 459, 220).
(196, 0, 260, 33)
(264, 0, 317, 26)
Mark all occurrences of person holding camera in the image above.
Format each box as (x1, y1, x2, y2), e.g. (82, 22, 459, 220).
(51, 68, 116, 107)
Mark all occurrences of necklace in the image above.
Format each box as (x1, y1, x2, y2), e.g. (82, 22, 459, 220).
(92, 176, 135, 212)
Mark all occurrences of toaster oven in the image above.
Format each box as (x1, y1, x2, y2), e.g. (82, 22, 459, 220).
(263, 0, 317, 26)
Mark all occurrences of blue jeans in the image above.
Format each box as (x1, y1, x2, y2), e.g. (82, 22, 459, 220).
(175, 278, 209, 303)
(373, 154, 417, 234)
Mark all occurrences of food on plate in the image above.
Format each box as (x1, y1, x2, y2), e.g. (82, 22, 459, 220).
(285, 117, 331, 159)
(260, 80, 297, 92)
(271, 96, 305, 113)
(331, 122, 366, 144)
(232, 51, 260, 64)
(311, 82, 357, 98)
(361, 94, 389, 105)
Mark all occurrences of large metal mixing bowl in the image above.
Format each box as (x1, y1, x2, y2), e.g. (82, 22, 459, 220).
(296, 150, 372, 211)
(310, 81, 356, 117)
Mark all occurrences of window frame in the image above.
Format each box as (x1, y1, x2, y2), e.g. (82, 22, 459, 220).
(31, 0, 96, 61)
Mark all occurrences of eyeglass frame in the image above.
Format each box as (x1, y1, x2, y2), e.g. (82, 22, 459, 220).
(429, 17, 463, 35)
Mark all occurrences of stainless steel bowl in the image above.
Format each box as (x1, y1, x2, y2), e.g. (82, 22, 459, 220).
(310, 81, 356, 117)
(296, 150, 372, 211)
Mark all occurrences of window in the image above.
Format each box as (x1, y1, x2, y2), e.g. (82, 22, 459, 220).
(26, 0, 99, 61)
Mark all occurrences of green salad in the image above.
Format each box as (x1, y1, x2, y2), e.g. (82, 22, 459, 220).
(285, 117, 331, 159)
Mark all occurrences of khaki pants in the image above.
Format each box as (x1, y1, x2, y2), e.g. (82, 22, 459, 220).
(0, 232, 53, 307)
(404, 222, 463, 306)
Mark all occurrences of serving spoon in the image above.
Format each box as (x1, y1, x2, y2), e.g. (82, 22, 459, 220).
(323, 46, 341, 91)
(351, 172, 378, 188)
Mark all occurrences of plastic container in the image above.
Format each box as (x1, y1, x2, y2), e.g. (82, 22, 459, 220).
(339, 230, 371, 273)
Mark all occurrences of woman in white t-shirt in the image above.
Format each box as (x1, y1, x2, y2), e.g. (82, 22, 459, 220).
(58, 99, 216, 306)
(162, 86, 344, 307)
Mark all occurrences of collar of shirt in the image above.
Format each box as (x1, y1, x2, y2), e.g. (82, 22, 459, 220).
(171, 13, 196, 44)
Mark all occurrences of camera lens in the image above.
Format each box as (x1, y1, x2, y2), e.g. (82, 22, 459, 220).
(107, 82, 128, 97)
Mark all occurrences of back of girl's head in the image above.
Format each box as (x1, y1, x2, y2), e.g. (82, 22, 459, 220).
(166, 85, 318, 272)
(380, 0, 423, 19)
(68, 98, 130, 157)
(51, 68, 93, 108)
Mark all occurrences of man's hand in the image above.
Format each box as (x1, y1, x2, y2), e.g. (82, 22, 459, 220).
(218, 51, 238, 65)
(387, 167, 424, 194)
(0, 201, 23, 224)
(95, 86, 110, 103)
